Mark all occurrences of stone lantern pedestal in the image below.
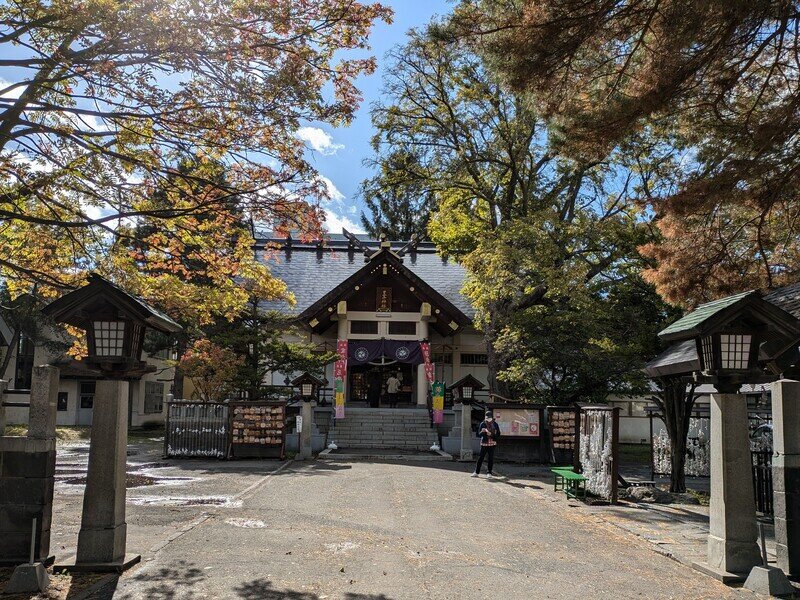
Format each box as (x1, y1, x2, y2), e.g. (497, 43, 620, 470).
(695, 393, 761, 581)
(57, 380, 140, 572)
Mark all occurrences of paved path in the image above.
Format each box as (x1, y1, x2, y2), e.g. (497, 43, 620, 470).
(101, 460, 752, 600)
(503, 464, 780, 572)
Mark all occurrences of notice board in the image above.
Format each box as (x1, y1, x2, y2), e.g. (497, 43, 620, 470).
(492, 406, 541, 437)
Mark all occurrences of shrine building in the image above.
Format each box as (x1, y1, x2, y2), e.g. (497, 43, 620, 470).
(258, 230, 490, 405)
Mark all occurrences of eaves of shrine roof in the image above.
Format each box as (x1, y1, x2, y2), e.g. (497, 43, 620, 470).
(254, 233, 475, 321)
(764, 281, 800, 320)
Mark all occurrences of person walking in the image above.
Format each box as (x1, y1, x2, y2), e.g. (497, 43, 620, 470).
(472, 410, 501, 478)
(386, 372, 401, 408)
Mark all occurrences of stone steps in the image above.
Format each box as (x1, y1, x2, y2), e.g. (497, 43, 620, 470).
(328, 409, 439, 450)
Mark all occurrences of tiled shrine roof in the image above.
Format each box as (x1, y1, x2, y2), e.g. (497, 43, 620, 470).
(255, 233, 475, 320)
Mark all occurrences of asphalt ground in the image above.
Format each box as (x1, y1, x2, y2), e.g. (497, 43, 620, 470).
(1, 436, 760, 600)
(93, 458, 751, 600)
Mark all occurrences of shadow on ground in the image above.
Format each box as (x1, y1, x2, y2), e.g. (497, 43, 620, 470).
(89, 562, 394, 600)
(235, 578, 393, 600)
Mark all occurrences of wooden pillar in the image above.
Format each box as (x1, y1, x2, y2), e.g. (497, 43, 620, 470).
(336, 302, 348, 402)
(417, 319, 429, 405)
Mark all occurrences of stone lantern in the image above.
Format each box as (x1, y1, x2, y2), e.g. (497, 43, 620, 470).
(658, 290, 800, 579)
(292, 373, 325, 460)
(43, 274, 181, 571)
(448, 374, 484, 403)
(293, 372, 324, 402)
(448, 375, 485, 462)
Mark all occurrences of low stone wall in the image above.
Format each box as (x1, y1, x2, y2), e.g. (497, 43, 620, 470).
(0, 436, 56, 564)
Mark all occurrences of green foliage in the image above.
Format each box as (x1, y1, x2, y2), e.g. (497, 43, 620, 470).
(452, 0, 800, 305)
(204, 303, 336, 400)
(458, 218, 676, 403)
(360, 151, 434, 240)
(369, 23, 677, 400)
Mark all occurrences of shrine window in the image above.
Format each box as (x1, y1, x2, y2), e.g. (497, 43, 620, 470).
(388, 321, 417, 336)
(350, 321, 379, 335)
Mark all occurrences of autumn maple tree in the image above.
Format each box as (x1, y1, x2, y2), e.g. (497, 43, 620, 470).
(179, 338, 242, 402)
(0, 0, 392, 318)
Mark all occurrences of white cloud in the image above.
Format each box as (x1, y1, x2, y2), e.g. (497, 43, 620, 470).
(296, 126, 344, 156)
(7, 151, 55, 174)
(0, 78, 24, 100)
(318, 175, 344, 202)
(323, 208, 364, 234)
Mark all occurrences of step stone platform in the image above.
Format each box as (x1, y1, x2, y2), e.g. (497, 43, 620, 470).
(326, 408, 440, 452)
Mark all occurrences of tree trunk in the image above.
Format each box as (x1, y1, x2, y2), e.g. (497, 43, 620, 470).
(656, 376, 696, 493)
(172, 338, 187, 399)
(484, 303, 511, 399)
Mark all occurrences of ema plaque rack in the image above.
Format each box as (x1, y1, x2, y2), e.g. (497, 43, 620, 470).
(548, 406, 580, 469)
(228, 401, 287, 459)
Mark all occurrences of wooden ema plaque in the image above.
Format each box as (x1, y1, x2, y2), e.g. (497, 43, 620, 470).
(548, 406, 580, 470)
(549, 408, 577, 450)
(228, 401, 286, 459)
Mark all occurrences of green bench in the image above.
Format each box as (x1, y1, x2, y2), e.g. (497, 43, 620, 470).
(551, 467, 588, 500)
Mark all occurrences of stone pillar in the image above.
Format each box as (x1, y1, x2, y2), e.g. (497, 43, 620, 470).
(0, 367, 58, 565)
(28, 366, 59, 440)
(0, 379, 7, 434)
(417, 320, 429, 405)
(459, 401, 474, 461)
(298, 399, 313, 460)
(76, 379, 131, 566)
(707, 392, 761, 575)
(772, 379, 800, 577)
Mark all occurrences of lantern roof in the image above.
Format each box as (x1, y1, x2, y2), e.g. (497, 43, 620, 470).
(291, 372, 326, 387)
(42, 274, 182, 333)
(447, 374, 485, 392)
(643, 339, 701, 379)
(658, 290, 800, 343)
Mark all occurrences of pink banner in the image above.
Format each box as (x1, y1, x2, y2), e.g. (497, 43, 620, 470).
(433, 409, 444, 424)
(420, 342, 435, 383)
(425, 362, 435, 383)
(334, 339, 348, 419)
(420, 341, 431, 362)
(334, 360, 346, 380)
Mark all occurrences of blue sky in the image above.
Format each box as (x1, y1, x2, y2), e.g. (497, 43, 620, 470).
(304, 0, 453, 233)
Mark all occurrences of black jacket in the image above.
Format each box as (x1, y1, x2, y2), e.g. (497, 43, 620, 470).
(476, 420, 501, 445)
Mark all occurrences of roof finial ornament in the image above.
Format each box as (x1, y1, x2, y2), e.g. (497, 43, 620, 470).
(379, 232, 391, 249)
(397, 233, 420, 257)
